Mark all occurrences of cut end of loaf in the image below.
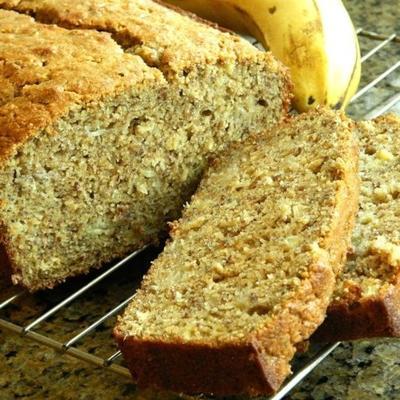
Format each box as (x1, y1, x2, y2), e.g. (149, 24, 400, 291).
(115, 109, 359, 396)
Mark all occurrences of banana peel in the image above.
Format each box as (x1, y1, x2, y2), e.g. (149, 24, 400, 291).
(166, 0, 361, 112)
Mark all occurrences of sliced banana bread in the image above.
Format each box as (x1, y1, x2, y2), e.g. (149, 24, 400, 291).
(0, 9, 290, 291)
(315, 114, 400, 342)
(114, 110, 359, 397)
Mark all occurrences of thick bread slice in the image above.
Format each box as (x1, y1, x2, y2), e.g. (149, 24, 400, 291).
(315, 114, 400, 342)
(0, 3, 290, 291)
(114, 110, 359, 397)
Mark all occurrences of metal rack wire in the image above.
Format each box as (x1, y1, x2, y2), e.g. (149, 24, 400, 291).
(0, 29, 399, 400)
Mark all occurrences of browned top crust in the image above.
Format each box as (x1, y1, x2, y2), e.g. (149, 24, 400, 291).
(0, 0, 290, 165)
(0, 0, 284, 77)
(0, 9, 163, 162)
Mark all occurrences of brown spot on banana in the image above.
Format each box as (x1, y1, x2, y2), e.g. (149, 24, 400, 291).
(268, 6, 277, 14)
(300, 0, 327, 109)
(302, 18, 323, 37)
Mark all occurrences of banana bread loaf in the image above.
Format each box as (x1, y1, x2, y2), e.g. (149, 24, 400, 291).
(0, 7, 290, 291)
(114, 110, 359, 397)
(315, 114, 400, 342)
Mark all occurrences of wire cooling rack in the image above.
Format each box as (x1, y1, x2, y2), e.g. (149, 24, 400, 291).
(0, 29, 400, 400)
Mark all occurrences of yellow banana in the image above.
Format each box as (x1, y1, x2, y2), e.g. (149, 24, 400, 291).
(165, 0, 361, 112)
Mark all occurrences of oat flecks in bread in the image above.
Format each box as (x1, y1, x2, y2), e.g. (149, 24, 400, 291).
(315, 114, 400, 342)
(0, 7, 290, 291)
(114, 110, 359, 397)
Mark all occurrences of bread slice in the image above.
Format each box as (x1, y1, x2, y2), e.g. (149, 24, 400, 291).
(114, 110, 359, 397)
(0, 5, 290, 291)
(314, 114, 400, 342)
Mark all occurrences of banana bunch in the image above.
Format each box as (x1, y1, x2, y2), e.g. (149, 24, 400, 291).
(165, 0, 361, 112)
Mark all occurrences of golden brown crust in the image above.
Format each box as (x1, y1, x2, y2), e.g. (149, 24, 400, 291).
(0, 9, 163, 162)
(0, 0, 284, 75)
(113, 335, 277, 396)
(1, 0, 293, 113)
(0, 0, 292, 170)
(313, 281, 400, 342)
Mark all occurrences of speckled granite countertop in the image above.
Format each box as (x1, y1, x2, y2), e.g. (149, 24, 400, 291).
(1, 1, 400, 399)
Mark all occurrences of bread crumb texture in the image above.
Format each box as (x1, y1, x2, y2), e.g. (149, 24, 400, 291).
(0, 4, 290, 291)
(115, 110, 359, 396)
(334, 114, 400, 302)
